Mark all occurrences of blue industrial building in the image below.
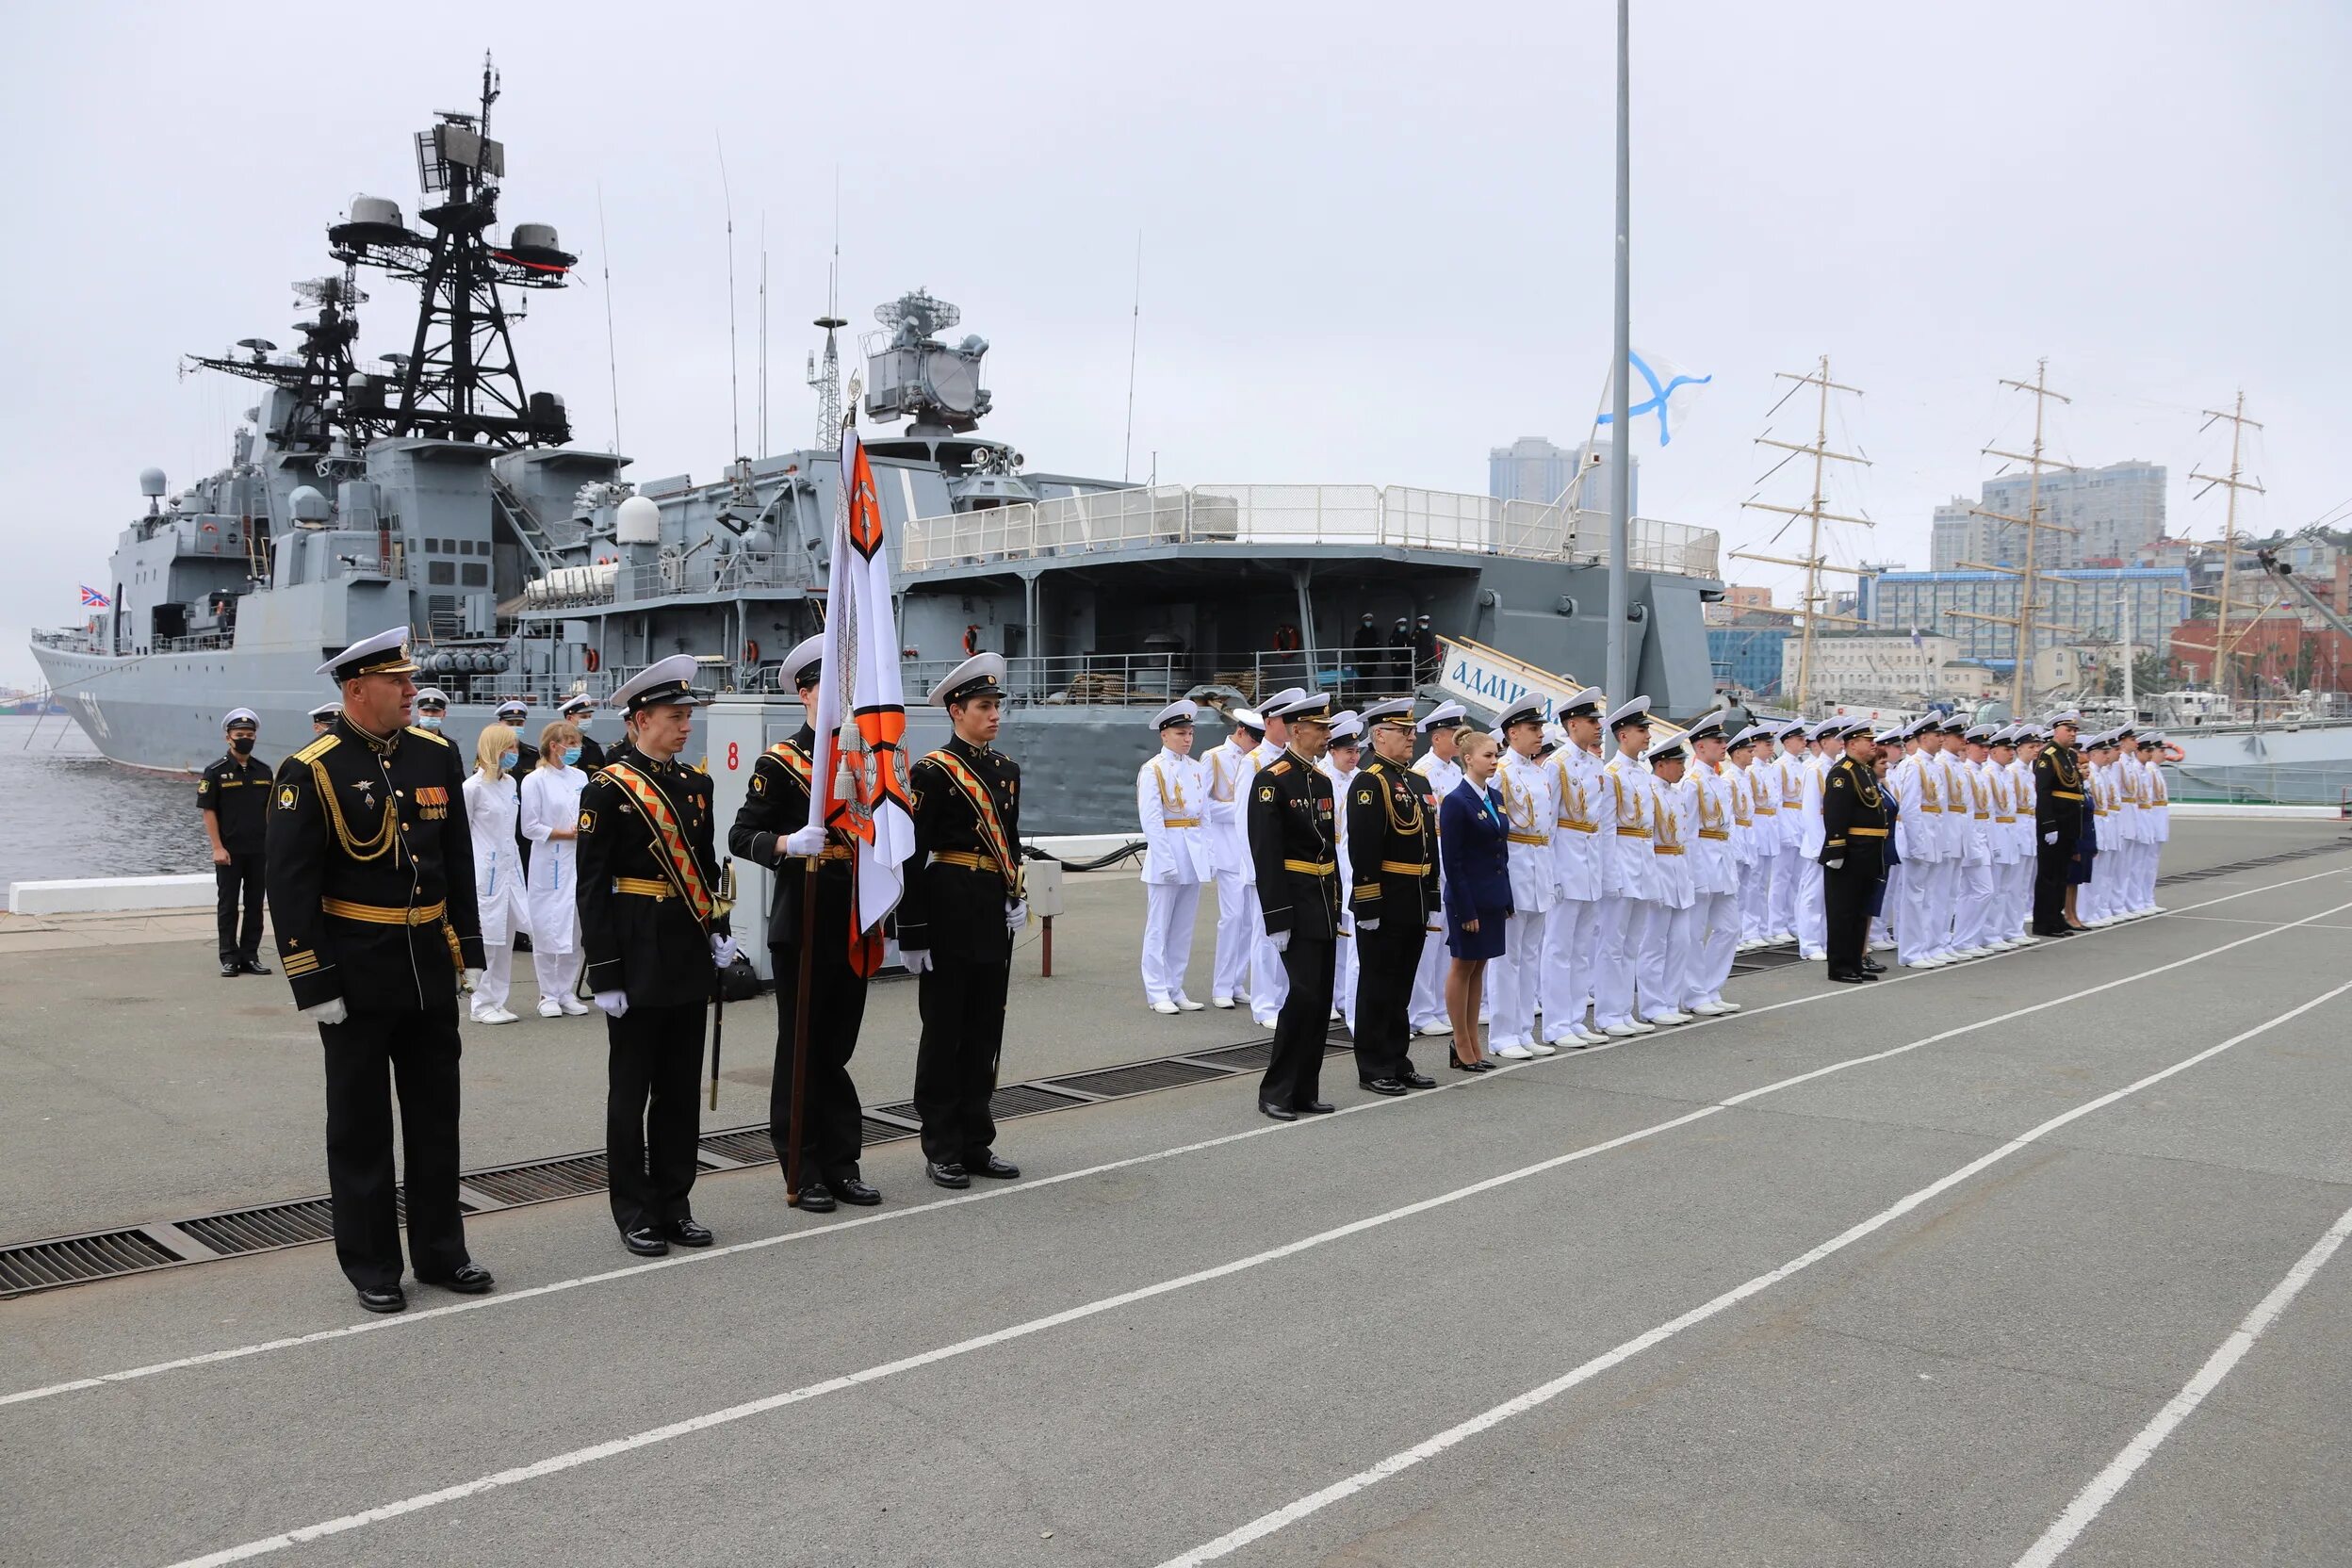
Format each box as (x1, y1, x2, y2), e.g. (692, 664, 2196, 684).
(1708, 624, 1789, 696)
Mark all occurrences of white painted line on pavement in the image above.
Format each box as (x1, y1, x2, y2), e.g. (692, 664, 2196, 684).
(1153, 976, 2352, 1568)
(2009, 1199, 2352, 1568)
(5, 864, 2344, 1413)
(152, 930, 2352, 1566)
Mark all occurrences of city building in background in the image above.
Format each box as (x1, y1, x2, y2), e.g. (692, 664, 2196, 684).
(1927, 460, 2166, 571)
(1707, 617, 1789, 696)
(1705, 584, 1790, 628)
(1859, 565, 2191, 669)
(1488, 434, 1636, 514)
(1784, 629, 1971, 704)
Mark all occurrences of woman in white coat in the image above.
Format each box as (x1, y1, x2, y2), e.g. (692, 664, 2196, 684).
(519, 719, 591, 1017)
(463, 724, 531, 1023)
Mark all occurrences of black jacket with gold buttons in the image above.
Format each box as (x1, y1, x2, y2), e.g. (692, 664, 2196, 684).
(1345, 753, 1441, 928)
(576, 751, 728, 1007)
(1249, 747, 1341, 941)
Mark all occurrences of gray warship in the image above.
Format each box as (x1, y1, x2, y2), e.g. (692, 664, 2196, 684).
(32, 60, 1728, 832)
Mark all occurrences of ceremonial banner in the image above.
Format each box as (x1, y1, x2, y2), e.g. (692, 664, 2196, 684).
(803, 419, 916, 974)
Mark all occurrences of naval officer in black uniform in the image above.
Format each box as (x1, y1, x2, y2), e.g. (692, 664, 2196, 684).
(2032, 708, 2085, 938)
(562, 694, 609, 770)
(899, 652, 1026, 1189)
(1250, 690, 1343, 1120)
(200, 706, 271, 978)
(1346, 696, 1440, 1095)
(727, 633, 880, 1213)
(578, 655, 732, 1257)
(1819, 721, 1890, 984)
(266, 628, 492, 1314)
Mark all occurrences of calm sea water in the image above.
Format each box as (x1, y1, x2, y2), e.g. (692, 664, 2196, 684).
(0, 715, 217, 885)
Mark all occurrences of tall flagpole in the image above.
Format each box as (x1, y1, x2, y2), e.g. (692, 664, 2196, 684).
(1604, 0, 1634, 704)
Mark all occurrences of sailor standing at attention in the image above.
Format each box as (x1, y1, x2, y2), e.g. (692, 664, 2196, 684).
(1888, 718, 1945, 969)
(1241, 687, 1308, 1029)
(898, 653, 1027, 1189)
(201, 707, 272, 979)
(1677, 713, 1743, 1018)
(1592, 697, 1659, 1037)
(561, 694, 609, 770)
(266, 628, 492, 1314)
(1249, 692, 1342, 1120)
(1723, 727, 1765, 951)
(1136, 699, 1214, 1014)
(1489, 696, 1559, 1059)
(1791, 721, 1832, 962)
(727, 635, 881, 1214)
(577, 655, 732, 1257)
(1201, 710, 1263, 1010)
(1819, 721, 1890, 984)
(308, 700, 340, 734)
(1739, 725, 1779, 944)
(1637, 729, 1697, 1026)
(1407, 701, 1468, 1036)
(1764, 722, 1808, 944)
(1320, 710, 1365, 1032)
(2135, 732, 2171, 914)
(1539, 688, 1608, 1047)
(1345, 697, 1441, 1095)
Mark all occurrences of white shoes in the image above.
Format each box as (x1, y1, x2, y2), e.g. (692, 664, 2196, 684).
(1174, 996, 1204, 1012)
(1254, 1015, 1279, 1029)
(1329, 1007, 1343, 1022)
(1642, 1010, 1690, 1026)
(1494, 1043, 1533, 1060)
(1150, 999, 1179, 1015)
(1525, 1041, 1558, 1056)
(1600, 1022, 1640, 1038)
(1690, 1001, 1732, 1018)
(1415, 1020, 1452, 1036)
(472, 1006, 518, 1025)
(1801, 948, 1827, 962)
(1905, 956, 1945, 970)
(557, 996, 590, 1016)
(1626, 1019, 1658, 1034)
(1211, 996, 1237, 1010)
(537, 997, 564, 1019)
(1773, 930, 1798, 945)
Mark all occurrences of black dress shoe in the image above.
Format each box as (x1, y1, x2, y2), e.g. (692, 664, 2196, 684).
(830, 1174, 882, 1206)
(220, 962, 241, 978)
(622, 1226, 669, 1256)
(1828, 971, 1870, 985)
(1857, 970, 1882, 981)
(793, 1180, 838, 1213)
(1296, 1101, 1337, 1115)
(356, 1284, 406, 1314)
(966, 1152, 1021, 1180)
(1360, 1078, 1409, 1097)
(663, 1218, 714, 1248)
(240, 958, 273, 976)
(926, 1160, 972, 1188)
(418, 1261, 494, 1294)
(1860, 958, 1886, 973)
(1259, 1102, 1298, 1122)
(1398, 1070, 1437, 1089)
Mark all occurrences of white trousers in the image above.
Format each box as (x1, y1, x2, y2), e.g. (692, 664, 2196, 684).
(1767, 846, 1803, 936)
(1682, 888, 1740, 1008)
(1741, 852, 1775, 941)
(1541, 896, 1601, 1041)
(1638, 901, 1692, 1019)
(1952, 861, 1995, 949)
(1251, 916, 1290, 1023)
(1491, 906, 1549, 1048)
(1796, 859, 1826, 954)
(1211, 868, 1254, 1002)
(1898, 858, 1947, 965)
(1337, 923, 1360, 1029)
(1592, 893, 1644, 1028)
(1142, 879, 1203, 1004)
(531, 945, 583, 1005)
(2140, 839, 2164, 907)
(1410, 884, 1449, 1027)
(473, 942, 514, 1017)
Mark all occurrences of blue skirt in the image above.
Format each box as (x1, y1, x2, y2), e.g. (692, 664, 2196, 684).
(1446, 906, 1508, 962)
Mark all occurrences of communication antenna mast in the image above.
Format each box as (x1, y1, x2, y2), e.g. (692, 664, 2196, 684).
(2193, 390, 2265, 705)
(807, 177, 844, 445)
(596, 182, 621, 452)
(1122, 231, 1142, 483)
(1731, 354, 1872, 711)
(717, 134, 741, 459)
(757, 217, 769, 460)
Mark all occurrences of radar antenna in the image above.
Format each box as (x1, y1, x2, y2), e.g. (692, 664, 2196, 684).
(182, 262, 371, 452)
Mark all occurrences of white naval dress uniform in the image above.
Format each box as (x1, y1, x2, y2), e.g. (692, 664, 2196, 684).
(1201, 739, 1257, 1004)
(2115, 753, 2148, 918)
(1540, 746, 1606, 1044)
(1982, 760, 2023, 947)
(2086, 761, 2123, 923)
(1889, 750, 1942, 967)
(1765, 747, 1806, 940)
(2008, 755, 2039, 939)
(2139, 758, 2169, 910)
(1794, 751, 1829, 959)
(1680, 762, 1741, 1012)
(1741, 756, 1781, 942)
(1592, 751, 1658, 1032)
(1137, 747, 1214, 1006)
(1320, 754, 1361, 1030)
(1491, 746, 1558, 1053)
(1243, 738, 1290, 1025)
(1951, 760, 1997, 954)
(1639, 774, 1696, 1021)
(1408, 748, 1464, 1031)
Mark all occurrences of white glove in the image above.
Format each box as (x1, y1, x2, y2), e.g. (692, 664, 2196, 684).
(1357, 917, 1380, 932)
(710, 935, 739, 966)
(462, 967, 483, 993)
(1271, 929, 1291, 955)
(901, 947, 932, 975)
(1004, 898, 1028, 931)
(594, 989, 629, 1019)
(782, 825, 827, 858)
(2043, 830, 2059, 844)
(1826, 858, 1844, 871)
(301, 997, 349, 1026)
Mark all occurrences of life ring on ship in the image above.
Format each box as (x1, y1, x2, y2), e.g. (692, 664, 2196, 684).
(583, 647, 600, 673)
(963, 624, 982, 656)
(744, 639, 760, 664)
(2161, 742, 2184, 762)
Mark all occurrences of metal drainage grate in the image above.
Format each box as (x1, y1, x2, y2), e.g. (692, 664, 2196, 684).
(0, 1229, 180, 1294)
(178, 1199, 340, 1256)
(696, 1129, 779, 1166)
(862, 1116, 919, 1145)
(1045, 1058, 1237, 1098)
(1732, 944, 1810, 974)
(462, 1154, 611, 1208)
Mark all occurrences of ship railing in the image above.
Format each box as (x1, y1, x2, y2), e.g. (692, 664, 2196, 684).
(611, 549, 807, 603)
(899, 483, 1721, 580)
(894, 649, 1426, 710)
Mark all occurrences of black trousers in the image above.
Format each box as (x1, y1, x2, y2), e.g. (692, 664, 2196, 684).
(1351, 918, 1424, 1082)
(1261, 935, 1335, 1109)
(769, 943, 870, 1179)
(607, 1003, 707, 1233)
(215, 852, 265, 964)
(2033, 832, 2078, 935)
(913, 951, 1010, 1165)
(319, 1004, 468, 1291)
(1822, 858, 1876, 974)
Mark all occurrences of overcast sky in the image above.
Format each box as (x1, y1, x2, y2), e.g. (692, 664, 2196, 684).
(5, 0, 2344, 691)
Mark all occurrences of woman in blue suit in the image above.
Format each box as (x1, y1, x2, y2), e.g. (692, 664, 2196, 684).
(1439, 729, 1511, 1071)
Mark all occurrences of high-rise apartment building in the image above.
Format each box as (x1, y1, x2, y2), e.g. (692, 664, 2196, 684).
(1488, 435, 1637, 514)
(1927, 461, 2166, 570)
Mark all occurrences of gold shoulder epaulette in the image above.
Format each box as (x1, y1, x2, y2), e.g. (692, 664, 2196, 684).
(292, 732, 339, 764)
(1268, 759, 1292, 776)
(404, 725, 450, 747)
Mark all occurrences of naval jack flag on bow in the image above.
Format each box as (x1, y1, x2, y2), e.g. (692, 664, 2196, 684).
(801, 415, 916, 977)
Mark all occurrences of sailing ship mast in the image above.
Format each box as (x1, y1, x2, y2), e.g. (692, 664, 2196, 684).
(1732, 355, 1870, 711)
(2193, 390, 2265, 706)
(1948, 361, 2076, 716)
